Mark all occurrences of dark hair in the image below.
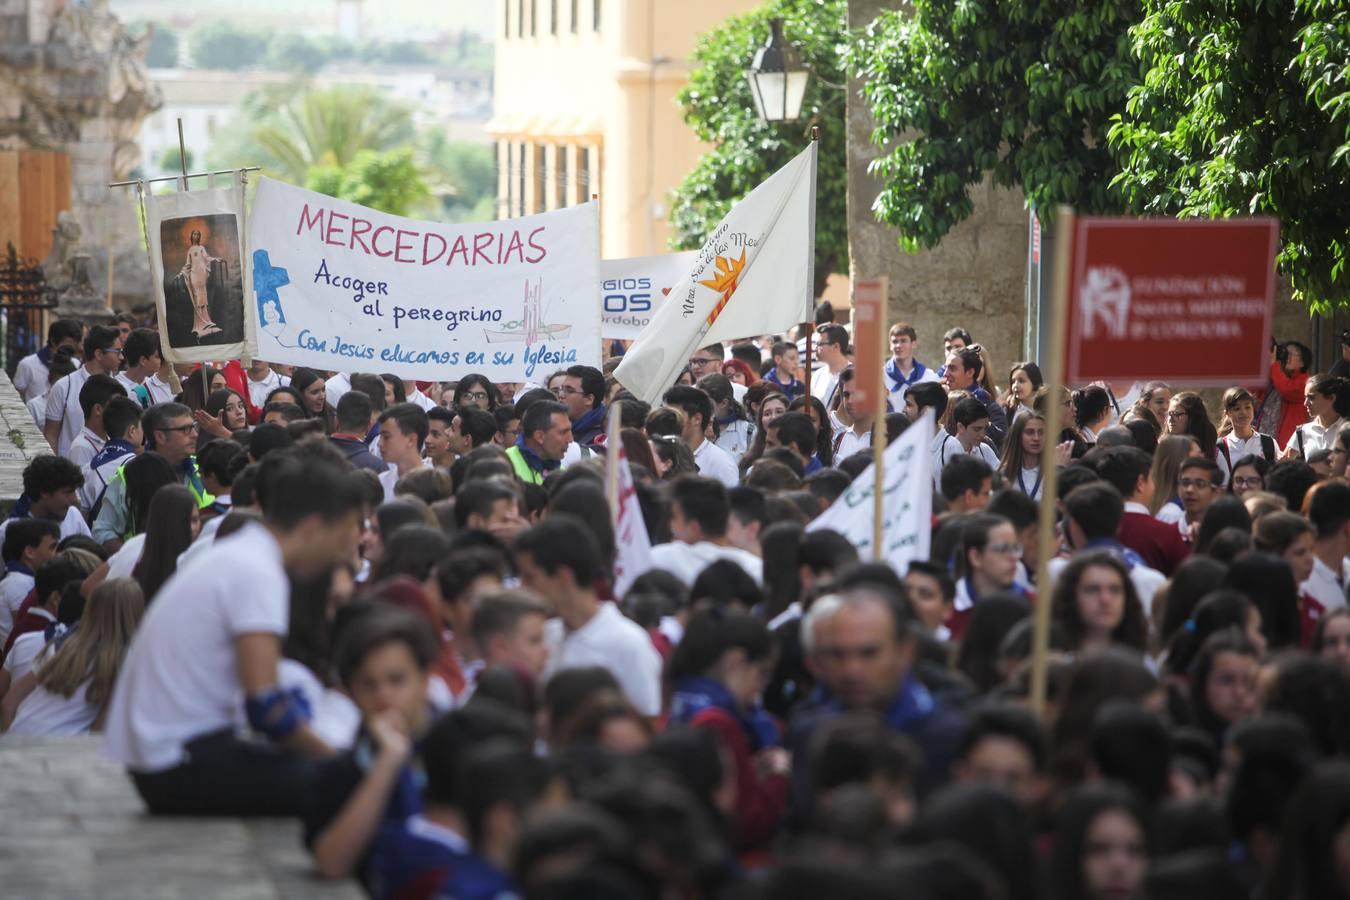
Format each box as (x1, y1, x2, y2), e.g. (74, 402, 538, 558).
(456, 738, 549, 845)
(1265, 655, 1350, 756)
(908, 382, 949, 419)
(663, 384, 715, 432)
(2, 518, 60, 564)
(82, 324, 120, 360)
(1091, 702, 1171, 808)
(78, 373, 127, 420)
(373, 525, 452, 583)
(432, 547, 509, 607)
(689, 560, 763, 613)
(1267, 761, 1350, 900)
(669, 475, 729, 539)
(521, 399, 567, 441)
(955, 593, 1030, 692)
(253, 443, 366, 530)
(1049, 782, 1148, 900)
(811, 711, 922, 793)
(1164, 589, 1255, 677)
(378, 401, 430, 449)
(453, 479, 519, 530)
(101, 396, 144, 442)
(333, 604, 441, 688)
(47, 318, 83, 347)
(471, 589, 549, 649)
(1193, 495, 1252, 555)
(1157, 557, 1229, 649)
(248, 422, 294, 461)
(939, 454, 993, 503)
(335, 389, 373, 433)
(668, 609, 772, 683)
(952, 395, 989, 430)
(1051, 649, 1159, 787)
(1064, 481, 1124, 541)
(121, 452, 178, 537)
(1170, 392, 1218, 458)
(22, 454, 84, 499)
(1179, 456, 1222, 485)
(457, 407, 499, 449)
(134, 485, 197, 600)
(515, 514, 599, 587)
(1073, 385, 1112, 429)
(1265, 461, 1319, 513)
(766, 411, 817, 462)
(1307, 374, 1350, 417)
(176, 367, 223, 412)
(1308, 480, 1350, 538)
(1187, 629, 1260, 742)
(454, 374, 498, 411)
(264, 385, 303, 408)
(379, 374, 406, 405)
(987, 486, 1038, 531)
(34, 551, 99, 605)
(911, 783, 1039, 900)
(815, 323, 848, 350)
(549, 481, 616, 571)
(565, 365, 605, 410)
(121, 328, 160, 368)
(1223, 553, 1300, 650)
(958, 702, 1047, 771)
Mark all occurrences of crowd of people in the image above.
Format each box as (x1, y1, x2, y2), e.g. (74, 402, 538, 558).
(2, 306, 1350, 900)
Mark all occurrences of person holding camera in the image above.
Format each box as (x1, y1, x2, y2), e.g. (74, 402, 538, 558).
(1270, 340, 1313, 450)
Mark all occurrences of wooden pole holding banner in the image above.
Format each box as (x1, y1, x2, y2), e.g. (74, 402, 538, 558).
(605, 403, 621, 524)
(1030, 207, 1075, 716)
(852, 276, 888, 560)
(802, 126, 820, 418)
(871, 282, 887, 560)
(106, 243, 114, 309)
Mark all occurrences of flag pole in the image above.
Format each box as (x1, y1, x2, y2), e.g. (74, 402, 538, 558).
(605, 403, 622, 524)
(1030, 206, 1075, 715)
(803, 126, 819, 414)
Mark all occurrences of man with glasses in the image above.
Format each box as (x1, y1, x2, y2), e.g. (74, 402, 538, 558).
(43, 324, 123, 457)
(950, 513, 1031, 639)
(687, 343, 748, 402)
(811, 325, 851, 408)
(93, 402, 215, 551)
(1176, 457, 1223, 545)
(558, 364, 607, 448)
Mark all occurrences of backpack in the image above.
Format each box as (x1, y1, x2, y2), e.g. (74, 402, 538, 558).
(1217, 433, 1276, 471)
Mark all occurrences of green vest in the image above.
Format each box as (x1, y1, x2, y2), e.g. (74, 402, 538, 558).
(112, 456, 216, 538)
(504, 445, 545, 485)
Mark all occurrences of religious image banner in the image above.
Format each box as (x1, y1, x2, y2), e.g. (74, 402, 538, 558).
(144, 173, 257, 364)
(247, 178, 601, 382)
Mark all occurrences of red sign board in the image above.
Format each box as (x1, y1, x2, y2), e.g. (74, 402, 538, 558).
(851, 277, 887, 415)
(1064, 217, 1279, 386)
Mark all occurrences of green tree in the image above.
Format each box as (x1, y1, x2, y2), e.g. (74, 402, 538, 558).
(158, 145, 193, 174)
(250, 85, 419, 184)
(265, 32, 330, 74)
(670, 0, 849, 297)
(136, 21, 179, 68)
(852, 1, 1142, 251)
(189, 20, 269, 70)
(306, 148, 430, 217)
(421, 132, 497, 223)
(1108, 0, 1350, 313)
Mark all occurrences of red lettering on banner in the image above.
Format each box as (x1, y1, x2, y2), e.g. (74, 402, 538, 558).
(350, 218, 372, 254)
(296, 204, 324, 236)
(394, 229, 416, 263)
(371, 226, 394, 258)
(525, 227, 547, 263)
(472, 232, 495, 266)
(325, 212, 349, 247)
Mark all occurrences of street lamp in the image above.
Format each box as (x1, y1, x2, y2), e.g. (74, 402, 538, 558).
(746, 18, 810, 123)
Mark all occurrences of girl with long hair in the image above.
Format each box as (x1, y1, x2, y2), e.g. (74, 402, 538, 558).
(1003, 362, 1043, 421)
(176, 366, 226, 412)
(721, 359, 758, 388)
(999, 411, 1053, 500)
(196, 387, 249, 443)
(134, 485, 202, 601)
(289, 367, 336, 432)
(5, 578, 145, 735)
(1148, 435, 1200, 519)
(1287, 374, 1350, 458)
(738, 391, 790, 474)
(1132, 382, 1171, 432)
(788, 394, 833, 468)
(1166, 392, 1218, 459)
(1050, 553, 1148, 656)
(698, 373, 754, 460)
(1073, 385, 1114, 443)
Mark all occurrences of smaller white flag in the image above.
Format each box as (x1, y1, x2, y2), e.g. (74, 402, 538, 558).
(807, 411, 934, 571)
(615, 143, 817, 405)
(611, 444, 655, 599)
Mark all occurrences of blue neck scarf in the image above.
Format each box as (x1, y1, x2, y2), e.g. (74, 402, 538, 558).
(5, 561, 33, 578)
(765, 368, 799, 390)
(670, 676, 780, 751)
(514, 434, 561, 474)
(571, 404, 606, 442)
(9, 494, 34, 520)
(803, 455, 823, 475)
(824, 674, 936, 732)
(89, 438, 137, 473)
(37, 345, 52, 366)
(1081, 537, 1145, 570)
(884, 358, 928, 391)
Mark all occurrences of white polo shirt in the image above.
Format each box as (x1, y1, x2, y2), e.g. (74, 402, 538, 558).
(543, 602, 662, 716)
(649, 540, 763, 587)
(102, 524, 290, 772)
(44, 366, 94, 456)
(1302, 556, 1348, 613)
(66, 427, 106, 472)
(693, 439, 739, 488)
(246, 368, 290, 410)
(930, 430, 998, 489)
(13, 353, 51, 402)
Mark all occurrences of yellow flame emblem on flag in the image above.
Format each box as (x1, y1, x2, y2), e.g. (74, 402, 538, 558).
(698, 249, 747, 328)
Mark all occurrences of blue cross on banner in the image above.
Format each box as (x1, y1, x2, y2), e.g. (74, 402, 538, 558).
(253, 249, 289, 328)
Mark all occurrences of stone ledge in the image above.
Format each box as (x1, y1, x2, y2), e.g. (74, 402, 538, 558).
(0, 369, 51, 510)
(0, 735, 362, 899)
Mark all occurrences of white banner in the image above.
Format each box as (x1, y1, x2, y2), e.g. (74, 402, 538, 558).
(611, 444, 655, 599)
(615, 144, 816, 404)
(144, 174, 256, 364)
(600, 251, 698, 340)
(807, 411, 934, 571)
(247, 178, 601, 381)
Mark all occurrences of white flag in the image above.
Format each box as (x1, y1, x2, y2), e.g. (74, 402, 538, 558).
(807, 411, 934, 571)
(611, 445, 655, 599)
(614, 144, 817, 404)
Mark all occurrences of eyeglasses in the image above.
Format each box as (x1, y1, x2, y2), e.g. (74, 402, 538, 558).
(461, 391, 489, 402)
(1178, 478, 1216, 490)
(986, 542, 1024, 556)
(1233, 476, 1264, 488)
(99, 347, 124, 355)
(688, 357, 718, 368)
(558, 385, 584, 396)
(650, 434, 683, 444)
(158, 423, 198, 434)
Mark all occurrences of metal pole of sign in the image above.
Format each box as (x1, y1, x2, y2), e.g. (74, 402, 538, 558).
(802, 126, 819, 417)
(1030, 206, 1075, 716)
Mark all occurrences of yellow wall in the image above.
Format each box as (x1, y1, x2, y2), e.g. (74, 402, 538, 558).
(488, 0, 760, 258)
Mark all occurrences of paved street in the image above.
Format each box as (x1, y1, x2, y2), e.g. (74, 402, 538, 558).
(0, 736, 361, 899)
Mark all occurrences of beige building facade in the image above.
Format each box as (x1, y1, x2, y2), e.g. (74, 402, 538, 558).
(488, 0, 759, 259)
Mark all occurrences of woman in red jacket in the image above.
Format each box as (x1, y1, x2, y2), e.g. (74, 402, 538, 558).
(1270, 341, 1312, 449)
(667, 609, 788, 859)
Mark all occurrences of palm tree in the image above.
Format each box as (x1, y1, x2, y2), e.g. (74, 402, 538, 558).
(252, 85, 418, 184)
